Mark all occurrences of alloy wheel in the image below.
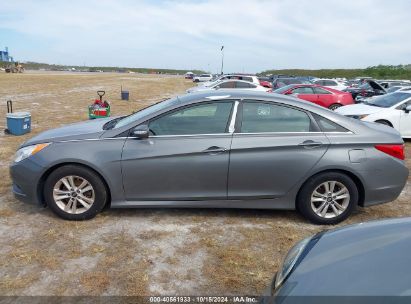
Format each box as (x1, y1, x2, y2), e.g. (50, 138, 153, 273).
(53, 175, 95, 214)
(310, 181, 350, 219)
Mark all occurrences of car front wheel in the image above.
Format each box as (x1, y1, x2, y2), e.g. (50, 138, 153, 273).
(44, 165, 108, 220)
(297, 172, 358, 225)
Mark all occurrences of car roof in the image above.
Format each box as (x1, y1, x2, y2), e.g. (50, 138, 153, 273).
(216, 79, 257, 84)
(179, 90, 335, 113)
(278, 83, 344, 94)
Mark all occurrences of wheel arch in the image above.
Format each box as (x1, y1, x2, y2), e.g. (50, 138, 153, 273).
(37, 162, 112, 207)
(374, 119, 393, 127)
(296, 169, 365, 207)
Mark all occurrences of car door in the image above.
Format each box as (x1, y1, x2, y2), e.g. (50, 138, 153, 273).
(228, 100, 329, 199)
(399, 100, 411, 137)
(291, 86, 317, 103)
(121, 101, 235, 201)
(313, 87, 334, 107)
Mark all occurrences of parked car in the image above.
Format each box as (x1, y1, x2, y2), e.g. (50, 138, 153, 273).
(386, 85, 411, 93)
(267, 217, 411, 299)
(193, 74, 213, 82)
(377, 80, 411, 89)
(272, 78, 310, 90)
(274, 84, 354, 110)
(10, 91, 408, 223)
(258, 77, 273, 88)
(343, 80, 386, 102)
(336, 91, 411, 138)
(186, 80, 270, 93)
(184, 72, 194, 79)
(313, 79, 347, 91)
(201, 74, 260, 87)
(268, 74, 293, 81)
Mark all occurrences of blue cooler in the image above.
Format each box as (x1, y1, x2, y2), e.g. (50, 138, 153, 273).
(6, 112, 31, 135)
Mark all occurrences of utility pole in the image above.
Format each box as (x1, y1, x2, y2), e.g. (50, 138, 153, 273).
(220, 45, 224, 75)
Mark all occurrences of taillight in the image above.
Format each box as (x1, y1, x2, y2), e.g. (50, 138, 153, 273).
(375, 144, 405, 160)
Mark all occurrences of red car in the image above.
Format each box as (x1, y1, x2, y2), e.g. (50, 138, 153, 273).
(274, 84, 354, 110)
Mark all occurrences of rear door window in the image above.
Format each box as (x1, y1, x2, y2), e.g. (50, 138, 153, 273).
(240, 101, 313, 133)
(236, 82, 255, 88)
(314, 87, 332, 94)
(292, 87, 315, 94)
(218, 81, 236, 89)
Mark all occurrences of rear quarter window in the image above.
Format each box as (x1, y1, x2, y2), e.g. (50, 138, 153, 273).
(313, 114, 349, 132)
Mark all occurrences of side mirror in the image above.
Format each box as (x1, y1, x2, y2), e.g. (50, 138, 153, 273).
(404, 105, 411, 114)
(215, 86, 220, 90)
(131, 125, 149, 139)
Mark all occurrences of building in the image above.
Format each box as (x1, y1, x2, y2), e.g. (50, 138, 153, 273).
(0, 47, 13, 62)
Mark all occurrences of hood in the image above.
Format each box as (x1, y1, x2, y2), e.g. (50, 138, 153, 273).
(369, 80, 385, 91)
(22, 117, 113, 147)
(335, 103, 384, 115)
(280, 218, 411, 296)
(345, 81, 385, 92)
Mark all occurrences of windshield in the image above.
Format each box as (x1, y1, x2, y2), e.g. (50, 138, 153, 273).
(386, 86, 402, 93)
(364, 92, 411, 108)
(273, 84, 295, 94)
(113, 97, 180, 129)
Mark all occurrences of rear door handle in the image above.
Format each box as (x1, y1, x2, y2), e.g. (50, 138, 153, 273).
(298, 140, 323, 149)
(204, 146, 227, 154)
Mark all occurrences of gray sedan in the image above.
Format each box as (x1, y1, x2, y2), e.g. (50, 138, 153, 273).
(10, 91, 408, 223)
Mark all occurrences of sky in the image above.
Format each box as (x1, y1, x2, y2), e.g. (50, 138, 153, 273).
(0, 0, 411, 73)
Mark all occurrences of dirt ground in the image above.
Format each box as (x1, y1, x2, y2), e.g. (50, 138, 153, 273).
(0, 71, 410, 296)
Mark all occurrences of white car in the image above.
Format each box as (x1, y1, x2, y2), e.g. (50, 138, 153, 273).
(201, 74, 260, 87)
(193, 74, 213, 83)
(386, 86, 411, 93)
(187, 80, 270, 93)
(313, 79, 347, 91)
(336, 91, 411, 138)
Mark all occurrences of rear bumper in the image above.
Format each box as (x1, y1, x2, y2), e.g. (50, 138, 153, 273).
(361, 162, 409, 207)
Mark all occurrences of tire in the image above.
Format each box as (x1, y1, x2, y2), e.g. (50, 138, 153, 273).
(297, 172, 358, 225)
(328, 104, 342, 111)
(375, 120, 392, 127)
(44, 165, 108, 220)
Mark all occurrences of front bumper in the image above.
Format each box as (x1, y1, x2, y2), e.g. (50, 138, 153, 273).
(9, 158, 45, 206)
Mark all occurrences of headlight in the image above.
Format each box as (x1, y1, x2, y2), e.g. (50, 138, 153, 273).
(358, 114, 369, 120)
(274, 237, 311, 290)
(14, 143, 50, 163)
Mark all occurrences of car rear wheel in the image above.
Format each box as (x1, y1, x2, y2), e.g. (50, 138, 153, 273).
(44, 165, 108, 220)
(297, 172, 358, 225)
(328, 104, 342, 111)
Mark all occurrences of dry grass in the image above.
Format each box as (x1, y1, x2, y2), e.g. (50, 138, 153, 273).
(0, 71, 410, 296)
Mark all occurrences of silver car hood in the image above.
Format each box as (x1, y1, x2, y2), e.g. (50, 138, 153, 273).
(22, 117, 113, 147)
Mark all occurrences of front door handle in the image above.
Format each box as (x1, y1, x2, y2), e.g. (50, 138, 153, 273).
(204, 146, 227, 154)
(298, 140, 323, 149)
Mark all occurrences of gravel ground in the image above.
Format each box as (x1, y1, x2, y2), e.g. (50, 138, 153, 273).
(0, 71, 410, 296)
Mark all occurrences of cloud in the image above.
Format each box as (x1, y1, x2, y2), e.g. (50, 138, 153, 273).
(1, 0, 410, 72)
